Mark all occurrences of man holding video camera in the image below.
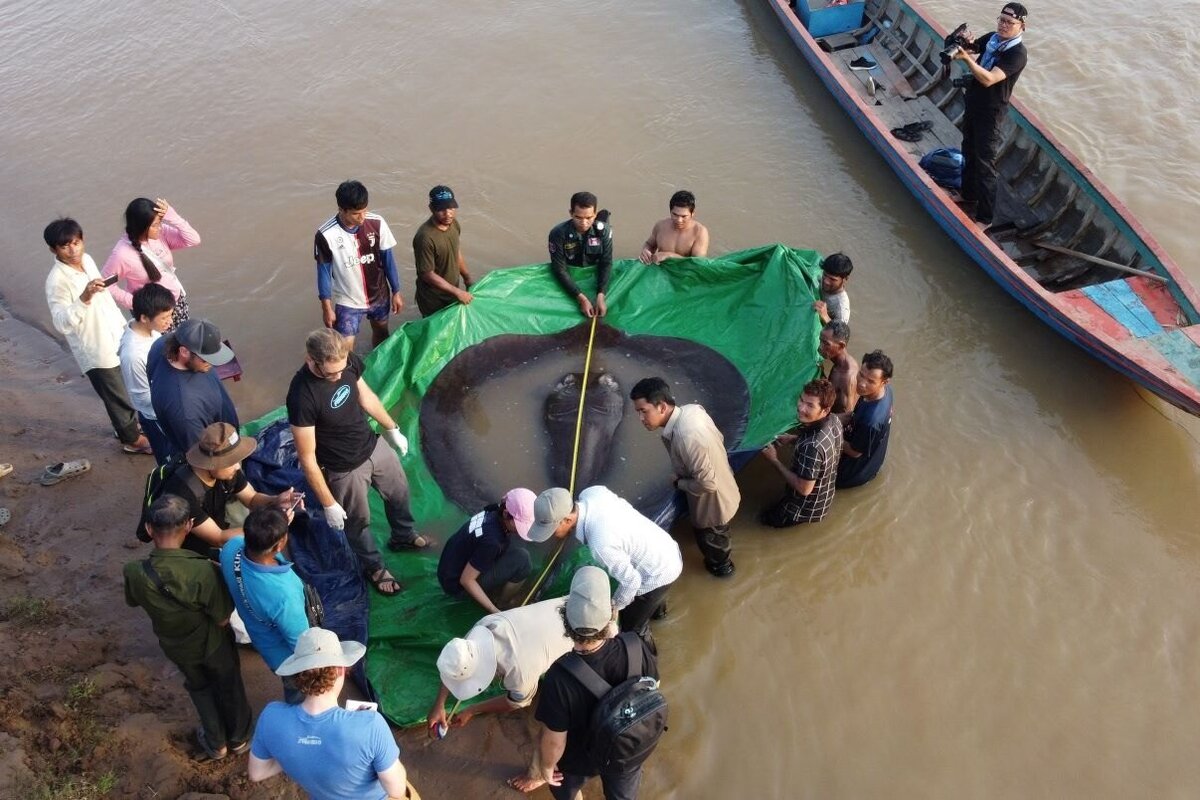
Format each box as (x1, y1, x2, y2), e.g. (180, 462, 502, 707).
(952, 3, 1029, 227)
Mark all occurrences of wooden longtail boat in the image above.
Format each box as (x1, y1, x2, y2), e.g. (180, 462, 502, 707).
(768, 0, 1200, 416)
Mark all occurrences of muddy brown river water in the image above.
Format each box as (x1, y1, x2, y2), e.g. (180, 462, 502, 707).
(3, 1, 1199, 796)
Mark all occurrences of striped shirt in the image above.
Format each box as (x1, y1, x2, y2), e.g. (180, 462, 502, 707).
(574, 486, 683, 610)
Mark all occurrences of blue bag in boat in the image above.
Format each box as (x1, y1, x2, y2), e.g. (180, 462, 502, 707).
(918, 147, 964, 189)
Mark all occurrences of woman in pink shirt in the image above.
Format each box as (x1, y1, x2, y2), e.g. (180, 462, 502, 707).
(103, 197, 201, 329)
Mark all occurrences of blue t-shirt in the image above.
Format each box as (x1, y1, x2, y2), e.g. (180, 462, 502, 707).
(837, 385, 893, 488)
(147, 335, 239, 460)
(251, 702, 400, 800)
(219, 538, 308, 671)
(436, 505, 508, 595)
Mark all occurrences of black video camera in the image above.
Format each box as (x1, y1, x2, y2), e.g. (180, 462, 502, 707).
(939, 23, 971, 64)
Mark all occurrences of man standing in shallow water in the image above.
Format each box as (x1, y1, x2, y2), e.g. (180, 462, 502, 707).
(630, 376, 739, 578)
(639, 190, 709, 264)
(413, 185, 474, 317)
(819, 320, 858, 415)
(760, 378, 844, 527)
(548, 191, 612, 318)
(837, 350, 895, 489)
(314, 180, 404, 350)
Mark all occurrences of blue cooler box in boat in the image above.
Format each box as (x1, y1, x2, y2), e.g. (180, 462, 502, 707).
(795, 0, 865, 37)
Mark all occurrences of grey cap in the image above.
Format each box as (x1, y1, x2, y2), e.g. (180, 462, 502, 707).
(565, 566, 612, 632)
(526, 488, 574, 543)
(175, 318, 235, 366)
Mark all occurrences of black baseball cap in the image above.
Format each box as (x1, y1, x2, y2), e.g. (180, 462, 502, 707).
(429, 185, 458, 211)
(1000, 3, 1027, 21)
(175, 319, 235, 366)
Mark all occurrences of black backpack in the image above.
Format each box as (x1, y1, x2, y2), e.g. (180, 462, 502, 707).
(562, 632, 668, 773)
(134, 454, 197, 542)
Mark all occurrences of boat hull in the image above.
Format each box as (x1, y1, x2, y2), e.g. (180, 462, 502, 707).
(767, 0, 1200, 416)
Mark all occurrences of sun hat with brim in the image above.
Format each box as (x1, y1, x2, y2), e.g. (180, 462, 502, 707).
(275, 627, 367, 676)
(505, 487, 537, 541)
(186, 422, 257, 471)
(525, 487, 573, 543)
(437, 626, 497, 701)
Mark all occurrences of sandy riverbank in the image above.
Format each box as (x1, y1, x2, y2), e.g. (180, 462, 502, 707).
(0, 304, 558, 799)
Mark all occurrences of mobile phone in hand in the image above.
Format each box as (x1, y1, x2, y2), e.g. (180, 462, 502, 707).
(102, 275, 119, 286)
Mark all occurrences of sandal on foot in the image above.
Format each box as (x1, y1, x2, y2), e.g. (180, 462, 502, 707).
(122, 442, 154, 455)
(194, 727, 227, 761)
(0, 464, 12, 479)
(369, 569, 404, 596)
(39, 459, 90, 486)
(386, 533, 438, 552)
(228, 739, 251, 756)
(0, 508, 9, 527)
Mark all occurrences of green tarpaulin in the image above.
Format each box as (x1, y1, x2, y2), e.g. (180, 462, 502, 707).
(248, 244, 824, 725)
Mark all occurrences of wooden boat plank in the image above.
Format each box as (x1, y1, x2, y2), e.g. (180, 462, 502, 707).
(831, 55, 960, 153)
(1144, 329, 1200, 387)
(832, 44, 917, 99)
(816, 32, 860, 51)
(1128, 277, 1188, 329)
(1081, 280, 1164, 338)
(1059, 288, 1135, 342)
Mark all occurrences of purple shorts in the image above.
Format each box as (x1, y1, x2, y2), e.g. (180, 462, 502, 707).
(333, 301, 390, 336)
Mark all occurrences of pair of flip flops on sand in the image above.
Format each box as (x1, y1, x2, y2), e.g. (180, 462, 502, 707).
(0, 461, 92, 522)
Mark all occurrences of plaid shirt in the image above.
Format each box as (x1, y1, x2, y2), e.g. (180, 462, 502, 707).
(779, 415, 843, 524)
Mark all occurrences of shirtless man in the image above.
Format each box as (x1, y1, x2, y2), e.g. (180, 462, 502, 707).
(819, 320, 858, 415)
(639, 190, 709, 264)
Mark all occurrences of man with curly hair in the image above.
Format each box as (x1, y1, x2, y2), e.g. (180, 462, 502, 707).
(248, 628, 418, 799)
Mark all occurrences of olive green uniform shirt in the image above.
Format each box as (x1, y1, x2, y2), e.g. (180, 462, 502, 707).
(547, 218, 613, 298)
(413, 217, 463, 316)
(123, 548, 233, 665)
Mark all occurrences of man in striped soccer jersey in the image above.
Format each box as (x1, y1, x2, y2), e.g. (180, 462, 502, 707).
(314, 180, 405, 350)
(758, 378, 844, 527)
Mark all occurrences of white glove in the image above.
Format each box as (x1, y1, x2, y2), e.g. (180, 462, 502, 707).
(383, 427, 408, 456)
(324, 502, 347, 531)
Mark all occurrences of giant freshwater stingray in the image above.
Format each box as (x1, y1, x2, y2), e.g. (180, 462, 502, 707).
(419, 322, 750, 519)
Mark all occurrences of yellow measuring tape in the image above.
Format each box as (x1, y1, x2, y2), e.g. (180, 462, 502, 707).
(519, 313, 600, 605)
(444, 314, 600, 731)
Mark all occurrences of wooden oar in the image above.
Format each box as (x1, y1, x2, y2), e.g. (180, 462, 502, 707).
(1034, 241, 1168, 284)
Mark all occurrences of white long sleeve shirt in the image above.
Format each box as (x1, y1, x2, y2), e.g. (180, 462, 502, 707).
(574, 486, 683, 610)
(45, 254, 128, 373)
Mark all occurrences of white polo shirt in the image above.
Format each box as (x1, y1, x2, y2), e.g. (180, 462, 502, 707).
(574, 485, 683, 610)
